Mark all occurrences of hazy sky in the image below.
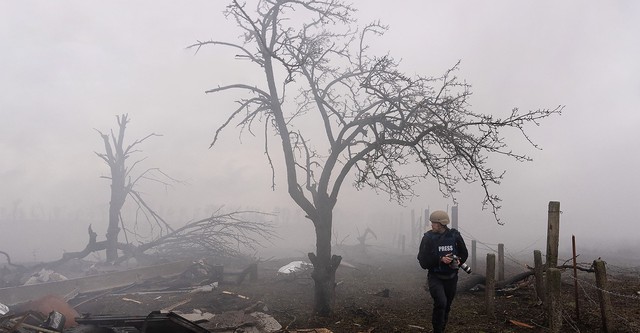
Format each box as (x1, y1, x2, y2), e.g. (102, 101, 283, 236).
(2, 1, 639, 262)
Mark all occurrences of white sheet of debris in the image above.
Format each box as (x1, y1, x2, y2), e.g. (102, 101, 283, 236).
(277, 261, 312, 274)
(23, 268, 68, 285)
(0, 302, 8, 315)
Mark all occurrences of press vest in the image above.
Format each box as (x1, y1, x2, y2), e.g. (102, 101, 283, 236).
(429, 229, 459, 275)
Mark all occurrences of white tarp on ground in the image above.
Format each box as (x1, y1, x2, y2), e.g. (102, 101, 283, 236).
(0, 302, 8, 315)
(23, 268, 68, 285)
(277, 261, 312, 274)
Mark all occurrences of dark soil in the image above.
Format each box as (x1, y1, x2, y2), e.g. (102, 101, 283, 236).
(70, 251, 640, 333)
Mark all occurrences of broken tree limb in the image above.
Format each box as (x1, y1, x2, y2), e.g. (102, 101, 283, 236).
(461, 261, 595, 293)
(460, 271, 534, 292)
(0, 250, 24, 268)
(27, 210, 276, 273)
(44, 225, 100, 269)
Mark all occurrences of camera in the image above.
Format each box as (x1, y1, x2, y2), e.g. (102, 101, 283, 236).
(449, 255, 472, 274)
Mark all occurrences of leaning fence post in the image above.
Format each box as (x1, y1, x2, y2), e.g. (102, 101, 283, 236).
(593, 259, 614, 332)
(534, 250, 545, 304)
(571, 235, 580, 321)
(485, 253, 496, 318)
(546, 267, 562, 332)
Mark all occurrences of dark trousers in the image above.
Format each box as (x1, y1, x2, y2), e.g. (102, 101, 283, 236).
(427, 273, 458, 333)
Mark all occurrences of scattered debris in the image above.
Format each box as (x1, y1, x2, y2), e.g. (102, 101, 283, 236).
(407, 324, 425, 330)
(339, 260, 357, 269)
(23, 269, 67, 286)
(175, 309, 215, 323)
(222, 290, 250, 299)
(0, 311, 49, 332)
(12, 294, 79, 328)
(76, 311, 210, 333)
(162, 298, 193, 312)
(189, 282, 218, 293)
(196, 310, 282, 333)
(0, 259, 195, 305)
(42, 310, 66, 332)
(373, 288, 390, 297)
(0, 303, 8, 316)
(122, 297, 142, 304)
(277, 261, 312, 274)
(508, 319, 534, 328)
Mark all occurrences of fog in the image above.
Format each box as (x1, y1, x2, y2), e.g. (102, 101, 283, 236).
(1, 1, 639, 263)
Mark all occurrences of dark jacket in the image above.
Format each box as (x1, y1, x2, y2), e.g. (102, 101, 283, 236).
(417, 228, 468, 275)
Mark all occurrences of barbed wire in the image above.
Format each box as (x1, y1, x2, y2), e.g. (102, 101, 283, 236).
(451, 224, 640, 331)
(457, 227, 531, 268)
(560, 309, 581, 332)
(572, 276, 640, 332)
(569, 274, 640, 300)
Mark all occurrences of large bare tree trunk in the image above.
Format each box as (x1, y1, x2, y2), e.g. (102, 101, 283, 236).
(308, 209, 342, 316)
(106, 175, 126, 262)
(98, 115, 131, 262)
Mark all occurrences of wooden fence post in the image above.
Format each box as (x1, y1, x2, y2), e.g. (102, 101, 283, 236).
(411, 209, 416, 247)
(424, 208, 430, 231)
(571, 235, 580, 321)
(546, 201, 560, 268)
(498, 243, 505, 281)
(534, 250, 545, 304)
(485, 253, 496, 318)
(451, 205, 458, 230)
(593, 259, 614, 332)
(546, 267, 562, 332)
(471, 240, 477, 274)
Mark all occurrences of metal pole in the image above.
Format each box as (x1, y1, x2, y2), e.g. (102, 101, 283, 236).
(572, 235, 580, 321)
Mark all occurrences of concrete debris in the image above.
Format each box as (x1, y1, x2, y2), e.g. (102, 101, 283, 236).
(197, 310, 282, 333)
(23, 269, 68, 286)
(249, 311, 282, 332)
(189, 282, 218, 293)
(0, 259, 288, 332)
(175, 308, 215, 322)
(0, 259, 195, 305)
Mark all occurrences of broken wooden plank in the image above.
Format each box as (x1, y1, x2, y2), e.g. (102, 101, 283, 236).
(0, 260, 194, 305)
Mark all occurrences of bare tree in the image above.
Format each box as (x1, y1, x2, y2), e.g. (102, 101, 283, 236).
(95, 114, 176, 262)
(190, 0, 562, 315)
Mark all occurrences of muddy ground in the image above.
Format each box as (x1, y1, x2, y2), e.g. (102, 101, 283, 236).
(64, 248, 640, 333)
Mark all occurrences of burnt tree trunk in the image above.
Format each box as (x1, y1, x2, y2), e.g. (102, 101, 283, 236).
(98, 115, 131, 262)
(308, 207, 342, 316)
(106, 161, 126, 262)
